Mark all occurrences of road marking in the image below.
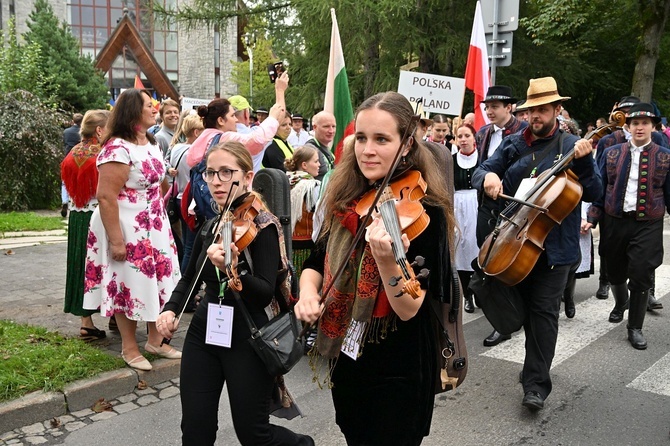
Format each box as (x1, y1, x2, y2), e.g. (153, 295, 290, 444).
(478, 264, 670, 367)
(627, 354, 670, 396)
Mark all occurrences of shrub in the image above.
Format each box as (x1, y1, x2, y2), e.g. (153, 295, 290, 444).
(0, 90, 65, 210)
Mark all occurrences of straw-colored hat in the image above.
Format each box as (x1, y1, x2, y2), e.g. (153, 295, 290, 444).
(522, 77, 570, 109)
(410, 100, 433, 127)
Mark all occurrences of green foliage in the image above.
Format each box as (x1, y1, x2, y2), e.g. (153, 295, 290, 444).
(0, 320, 124, 402)
(0, 212, 66, 233)
(157, 0, 670, 123)
(230, 25, 282, 111)
(24, 0, 109, 112)
(0, 90, 64, 211)
(0, 17, 57, 106)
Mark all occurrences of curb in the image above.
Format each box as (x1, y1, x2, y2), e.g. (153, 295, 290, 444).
(0, 358, 181, 434)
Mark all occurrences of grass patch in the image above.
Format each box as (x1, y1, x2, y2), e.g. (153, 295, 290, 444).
(0, 211, 66, 233)
(0, 320, 124, 402)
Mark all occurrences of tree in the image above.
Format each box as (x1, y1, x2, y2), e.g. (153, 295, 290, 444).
(0, 90, 64, 210)
(0, 17, 57, 106)
(631, 0, 670, 102)
(24, 0, 109, 112)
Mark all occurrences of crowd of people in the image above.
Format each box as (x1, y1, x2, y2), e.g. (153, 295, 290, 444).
(59, 69, 670, 444)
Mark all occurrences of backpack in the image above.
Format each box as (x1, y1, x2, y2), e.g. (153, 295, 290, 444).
(186, 133, 222, 231)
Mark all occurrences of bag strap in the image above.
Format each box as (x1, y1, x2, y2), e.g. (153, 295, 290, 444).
(231, 289, 262, 337)
(169, 149, 188, 196)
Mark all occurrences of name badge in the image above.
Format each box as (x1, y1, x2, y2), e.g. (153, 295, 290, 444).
(341, 320, 366, 360)
(205, 303, 234, 348)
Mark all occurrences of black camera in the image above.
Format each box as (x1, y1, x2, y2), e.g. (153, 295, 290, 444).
(267, 62, 285, 84)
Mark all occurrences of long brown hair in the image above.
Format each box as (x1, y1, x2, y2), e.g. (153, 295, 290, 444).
(319, 91, 455, 248)
(102, 89, 156, 145)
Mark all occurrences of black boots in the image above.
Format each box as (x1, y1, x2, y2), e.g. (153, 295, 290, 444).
(596, 281, 610, 299)
(60, 203, 68, 218)
(609, 283, 629, 323)
(563, 273, 576, 318)
(464, 294, 475, 313)
(627, 290, 649, 350)
(647, 272, 663, 311)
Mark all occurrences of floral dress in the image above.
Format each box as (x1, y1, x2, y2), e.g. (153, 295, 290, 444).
(83, 138, 181, 321)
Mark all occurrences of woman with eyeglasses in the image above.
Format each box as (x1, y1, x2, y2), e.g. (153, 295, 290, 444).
(82, 89, 182, 371)
(156, 141, 314, 446)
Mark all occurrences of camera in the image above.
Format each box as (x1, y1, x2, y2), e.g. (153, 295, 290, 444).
(267, 62, 285, 84)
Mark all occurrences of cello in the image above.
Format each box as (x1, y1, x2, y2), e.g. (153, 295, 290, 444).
(478, 111, 625, 286)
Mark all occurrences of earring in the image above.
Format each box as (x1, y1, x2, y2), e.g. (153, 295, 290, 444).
(401, 156, 407, 165)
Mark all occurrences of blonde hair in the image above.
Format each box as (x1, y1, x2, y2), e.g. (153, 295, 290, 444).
(284, 145, 317, 172)
(79, 110, 110, 139)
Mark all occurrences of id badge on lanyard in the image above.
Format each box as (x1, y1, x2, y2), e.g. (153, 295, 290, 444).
(205, 269, 234, 347)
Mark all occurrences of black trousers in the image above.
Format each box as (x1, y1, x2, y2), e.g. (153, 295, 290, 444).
(517, 258, 571, 399)
(601, 215, 663, 292)
(180, 304, 302, 446)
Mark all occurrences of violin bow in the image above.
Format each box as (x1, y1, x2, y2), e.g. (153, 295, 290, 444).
(299, 99, 422, 339)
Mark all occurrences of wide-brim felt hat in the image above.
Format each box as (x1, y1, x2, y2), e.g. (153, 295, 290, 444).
(291, 113, 304, 120)
(625, 102, 661, 124)
(522, 77, 570, 109)
(481, 85, 516, 104)
(614, 96, 640, 112)
(256, 107, 269, 114)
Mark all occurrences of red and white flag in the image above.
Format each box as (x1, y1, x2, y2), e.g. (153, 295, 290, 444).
(465, 1, 491, 131)
(324, 8, 354, 163)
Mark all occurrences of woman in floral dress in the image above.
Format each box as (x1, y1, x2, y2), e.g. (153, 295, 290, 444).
(83, 89, 182, 371)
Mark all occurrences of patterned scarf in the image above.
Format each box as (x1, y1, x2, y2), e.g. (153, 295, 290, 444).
(313, 204, 395, 362)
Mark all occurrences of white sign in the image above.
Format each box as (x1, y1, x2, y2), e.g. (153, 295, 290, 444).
(397, 71, 466, 116)
(181, 97, 211, 110)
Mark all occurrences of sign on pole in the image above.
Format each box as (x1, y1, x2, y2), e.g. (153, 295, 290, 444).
(487, 32, 513, 67)
(397, 71, 466, 116)
(480, 0, 520, 33)
(181, 97, 211, 110)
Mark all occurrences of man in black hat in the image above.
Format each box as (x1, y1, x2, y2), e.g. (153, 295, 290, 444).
(287, 112, 311, 147)
(256, 107, 269, 124)
(593, 96, 668, 306)
(474, 85, 528, 347)
(513, 100, 529, 123)
(586, 103, 670, 350)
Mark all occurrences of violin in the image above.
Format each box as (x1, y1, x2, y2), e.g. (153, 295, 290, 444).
(215, 192, 262, 292)
(355, 170, 430, 299)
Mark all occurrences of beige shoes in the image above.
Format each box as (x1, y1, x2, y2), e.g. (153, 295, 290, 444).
(122, 354, 152, 371)
(145, 343, 182, 359)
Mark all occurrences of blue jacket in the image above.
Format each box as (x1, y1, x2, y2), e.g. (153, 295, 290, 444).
(588, 142, 670, 224)
(472, 126, 602, 267)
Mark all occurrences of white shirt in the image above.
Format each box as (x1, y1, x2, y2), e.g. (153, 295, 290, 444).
(623, 142, 649, 211)
(237, 123, 266, 173)
(487, 125, 504, 159)
(287, 129, 311, 147)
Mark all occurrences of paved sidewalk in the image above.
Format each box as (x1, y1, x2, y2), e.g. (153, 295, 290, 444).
(0, 230, 189, 436)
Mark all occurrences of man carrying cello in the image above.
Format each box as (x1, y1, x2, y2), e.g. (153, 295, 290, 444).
(472, 77, 602, 411)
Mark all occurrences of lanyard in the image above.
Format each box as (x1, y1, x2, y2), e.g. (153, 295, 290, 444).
(214, 268, 227, 304)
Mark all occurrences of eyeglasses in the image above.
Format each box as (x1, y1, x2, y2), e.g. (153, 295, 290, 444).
(202, 168, 240, 183)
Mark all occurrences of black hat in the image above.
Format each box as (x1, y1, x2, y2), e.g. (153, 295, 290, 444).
(514, 99, 527, 113)
(482, 85, 516, 104)
(614, 96, 640, 112)
(256, 107, 269, 114)
(291, 113, 303, 120)
(625, 102, 661, 124)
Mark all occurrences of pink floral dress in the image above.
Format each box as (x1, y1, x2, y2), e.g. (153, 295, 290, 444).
(83, 138, 181, 321)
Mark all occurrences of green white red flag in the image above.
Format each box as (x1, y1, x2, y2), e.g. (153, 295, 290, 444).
(324, 8, 354, 163)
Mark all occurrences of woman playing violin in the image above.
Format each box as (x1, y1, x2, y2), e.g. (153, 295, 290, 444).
(295, 91, 456, 446)
(156, 141, 313, 446)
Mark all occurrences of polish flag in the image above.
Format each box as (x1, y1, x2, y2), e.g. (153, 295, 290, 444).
(465, 1, 491, 131)
(324, 8, 354, 163)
